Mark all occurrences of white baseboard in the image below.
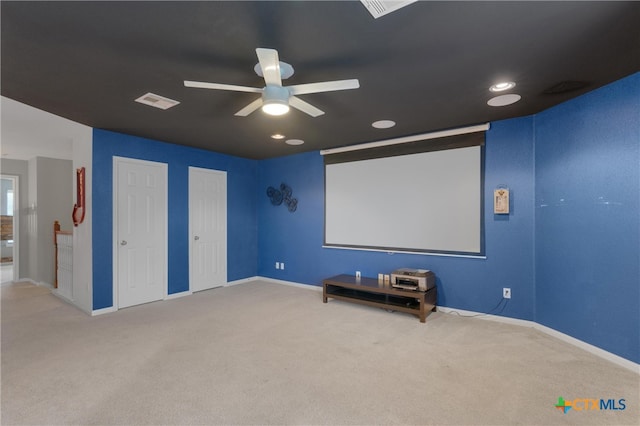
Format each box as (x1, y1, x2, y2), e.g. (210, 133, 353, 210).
(51, 290, 95, 316)
(532, 323, 639, 374)
(437, 306, 639, 374)
(12, 278, 39, 286)
(256, 276, 323, 292)
(52, 289, 74, 304)
(436, 306, 536, 327)
(165, 290, 192, 300)
(91, 306, 117, 316)
(1, 277, 26, 286)
(226, 276, 260, 286)
(2, 278, 52, 288)
(76, 304, 94, 316)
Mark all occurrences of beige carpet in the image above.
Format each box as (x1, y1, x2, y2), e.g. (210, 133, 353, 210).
(1, 280, 638, 425)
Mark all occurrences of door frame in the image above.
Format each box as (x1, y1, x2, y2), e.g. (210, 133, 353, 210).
(1, 174, 19, 283)
(112, 156, 168, 310)
(188, 166, 227, 292)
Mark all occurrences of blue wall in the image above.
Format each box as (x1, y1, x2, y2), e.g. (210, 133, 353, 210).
(92, 129, 258, 310)
(535, 73, 640, 363)
(257, 117, 536, 321)
(256, 73, 639, 363)
(91, 73, 639, 363)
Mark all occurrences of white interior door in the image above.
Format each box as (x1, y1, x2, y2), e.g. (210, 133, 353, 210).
(114, 157, 167, 309)
(189, 167, 227, 292)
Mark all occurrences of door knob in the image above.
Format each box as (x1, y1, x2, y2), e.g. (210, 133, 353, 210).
(120, 240, 127, 246)
(194, 236, 200, 241)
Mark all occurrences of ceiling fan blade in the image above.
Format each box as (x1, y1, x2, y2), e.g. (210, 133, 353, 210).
(289, 96, 325, 117)
(256, 48, 282, 87)
(287, 79, 360, 95)
(184, 80, 262, 94)
(235, 98, 263, 116)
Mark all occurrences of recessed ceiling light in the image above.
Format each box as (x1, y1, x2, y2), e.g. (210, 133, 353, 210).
(271, 133, 286, 140)
(487, 94, 522, 107)
(372, 120, 396, 129)
(489, 81, 516, 92)
(285, 139, 304, 146)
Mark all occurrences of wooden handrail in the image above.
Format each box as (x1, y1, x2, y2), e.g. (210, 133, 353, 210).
(53, 221, 60, 244)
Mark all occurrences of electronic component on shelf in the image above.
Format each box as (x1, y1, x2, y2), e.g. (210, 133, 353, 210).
(390, 268, 435, 291)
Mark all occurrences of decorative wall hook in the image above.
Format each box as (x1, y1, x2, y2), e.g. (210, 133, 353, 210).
(72, 167, 86, 226)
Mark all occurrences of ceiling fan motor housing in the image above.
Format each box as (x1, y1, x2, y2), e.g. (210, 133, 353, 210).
(254, 61, 294, 80)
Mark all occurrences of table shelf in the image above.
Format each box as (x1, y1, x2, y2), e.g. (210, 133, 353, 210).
(323, 274, 436, 323)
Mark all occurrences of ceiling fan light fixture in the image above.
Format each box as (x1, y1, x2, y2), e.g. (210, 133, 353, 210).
(185, 48, 358, 118)
(262, 85, 290, 116)
(262, 100, 290, 116)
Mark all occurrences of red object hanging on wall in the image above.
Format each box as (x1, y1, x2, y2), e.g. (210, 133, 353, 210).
(72, 167, 86, 226)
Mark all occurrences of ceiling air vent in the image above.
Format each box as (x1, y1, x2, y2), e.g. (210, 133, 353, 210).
(360, 0, 417, 19)
(135, 93, 180, 110)
(542, 81, 590, 95)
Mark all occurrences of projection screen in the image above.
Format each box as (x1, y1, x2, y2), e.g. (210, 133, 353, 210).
(324, 131, 484, 256)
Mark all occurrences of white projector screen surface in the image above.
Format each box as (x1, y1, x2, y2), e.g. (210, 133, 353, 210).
(325, 146, 482, 254)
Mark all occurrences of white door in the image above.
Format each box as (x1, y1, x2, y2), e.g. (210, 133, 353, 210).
(114, 157, 167, 309)
(189, 167, 227, 292)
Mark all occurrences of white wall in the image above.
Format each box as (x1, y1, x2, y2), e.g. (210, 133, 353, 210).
(40, 157, 73, 286)
(72, 137, 93, 313)
(1, 97, 76, 161)
(29, 157, 73, 286)
(1, 96, 93, 312)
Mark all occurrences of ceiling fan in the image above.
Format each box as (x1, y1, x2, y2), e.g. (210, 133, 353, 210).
(184, 48, 360, 117)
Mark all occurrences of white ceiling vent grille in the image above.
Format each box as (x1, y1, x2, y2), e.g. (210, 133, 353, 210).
(360, 0, 417, 19)
(135, 93, 180, 110)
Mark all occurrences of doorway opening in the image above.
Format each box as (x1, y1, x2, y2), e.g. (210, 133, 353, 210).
(1, 175, 18, 284)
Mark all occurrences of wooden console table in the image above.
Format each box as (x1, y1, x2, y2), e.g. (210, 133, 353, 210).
(323, 274, 437, 323)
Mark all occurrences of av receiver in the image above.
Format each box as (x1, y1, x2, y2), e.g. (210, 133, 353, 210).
(390, 268, 435, 291)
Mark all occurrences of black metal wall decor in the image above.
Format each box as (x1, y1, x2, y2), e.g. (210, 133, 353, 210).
(266, 183, 298, 212)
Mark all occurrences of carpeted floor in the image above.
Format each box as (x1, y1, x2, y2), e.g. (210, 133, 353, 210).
(1, 280, 638, 425)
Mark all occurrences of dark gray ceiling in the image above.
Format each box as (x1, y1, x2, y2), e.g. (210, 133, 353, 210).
(2, 1, 639, 160)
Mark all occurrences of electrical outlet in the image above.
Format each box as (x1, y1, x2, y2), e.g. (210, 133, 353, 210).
(275, 262, 280, 269)
(355, 271, 361, 278)
(281, 262, 285, 270)
(503, 288, 511, 299)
